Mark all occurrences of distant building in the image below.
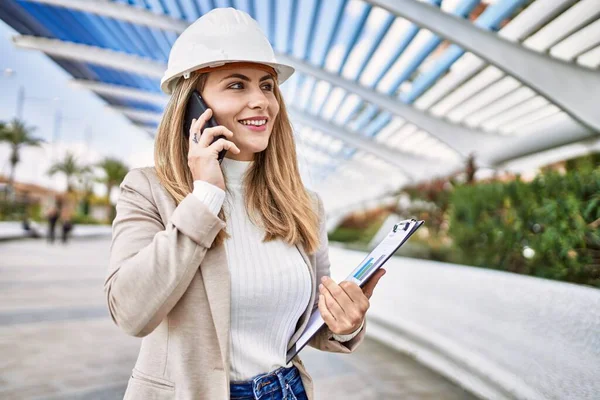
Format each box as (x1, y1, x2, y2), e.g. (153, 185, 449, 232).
(0, 175, 64, 209)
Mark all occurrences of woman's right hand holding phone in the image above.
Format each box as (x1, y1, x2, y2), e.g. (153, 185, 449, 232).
(187, 108, 240, 191)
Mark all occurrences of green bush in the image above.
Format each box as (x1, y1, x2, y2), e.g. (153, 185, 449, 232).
(328, 227, 363, 243)
(70, 213, 107, 225)
(449, 165, 600, 287)
(28, 203, 43, 221)
(394, 238, 451, 261)
(328, 214, 387, 246)
(0, 200, 28, 221)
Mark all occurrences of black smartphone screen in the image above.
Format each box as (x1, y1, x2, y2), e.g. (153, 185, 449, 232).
(184, 90, 227, 163)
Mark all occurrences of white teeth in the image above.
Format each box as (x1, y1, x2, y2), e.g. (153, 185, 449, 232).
(240, 119, 266, 126)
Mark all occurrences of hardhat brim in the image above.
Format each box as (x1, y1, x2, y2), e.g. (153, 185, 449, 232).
(161, 60, 295, 95)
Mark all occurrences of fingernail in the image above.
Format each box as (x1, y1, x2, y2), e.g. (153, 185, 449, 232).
(319, 284, 323, 290)
(321, 276, 327, 283)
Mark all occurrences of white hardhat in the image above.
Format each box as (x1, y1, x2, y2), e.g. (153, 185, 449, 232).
(161, 8, 295, 94)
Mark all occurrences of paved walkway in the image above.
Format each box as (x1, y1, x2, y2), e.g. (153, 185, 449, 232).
(0, 238, 476, 400)
(0, 221, 112, 241)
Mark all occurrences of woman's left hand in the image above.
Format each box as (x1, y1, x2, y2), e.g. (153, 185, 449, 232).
(318, 269, 387, 335)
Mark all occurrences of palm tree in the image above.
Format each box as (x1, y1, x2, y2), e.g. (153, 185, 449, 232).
(47, 151, 91, 192)
(96, 157, 129, 204)
(78, 167, 97, 216)
(0, 118, 45, 193)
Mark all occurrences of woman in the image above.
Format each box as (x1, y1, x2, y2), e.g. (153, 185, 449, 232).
(60, 207, 73, 244)
(105, 8, 386, 400)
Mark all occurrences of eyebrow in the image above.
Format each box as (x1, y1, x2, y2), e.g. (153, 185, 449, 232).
(220, 73, 274, 83)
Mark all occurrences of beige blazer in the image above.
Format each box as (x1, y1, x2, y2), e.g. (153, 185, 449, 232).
(105, 167, 366, 400)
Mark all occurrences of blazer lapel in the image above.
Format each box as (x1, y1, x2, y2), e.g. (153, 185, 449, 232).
(200, 244, 231, 368)
(287, 243, 316, 350)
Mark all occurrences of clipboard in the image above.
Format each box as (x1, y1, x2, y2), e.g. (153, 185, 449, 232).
(286, 218, 424, 364)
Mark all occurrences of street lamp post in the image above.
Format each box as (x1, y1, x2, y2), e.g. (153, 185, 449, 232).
(16, 85, 24, 120)
(18, 94, 62, 161)
(4, 68, 25, 120)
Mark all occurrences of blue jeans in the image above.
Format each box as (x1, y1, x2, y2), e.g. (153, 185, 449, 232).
(230, 365, 308, 400)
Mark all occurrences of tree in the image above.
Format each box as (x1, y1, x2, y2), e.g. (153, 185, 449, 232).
(47, 151, 91, 192)
(0, 118, 45, 193)
(96, 157, 129, 204)
(78, 168, 96, 216)
(465, 153, 476, 185)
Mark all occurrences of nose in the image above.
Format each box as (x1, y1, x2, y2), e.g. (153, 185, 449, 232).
(247, 87, 269, 110)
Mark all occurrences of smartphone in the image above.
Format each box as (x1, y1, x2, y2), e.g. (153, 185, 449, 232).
(184, 90, 227, 163)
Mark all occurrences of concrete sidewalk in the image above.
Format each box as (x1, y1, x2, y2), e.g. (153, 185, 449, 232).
(0, 221, 111, 241)
(0, 238, 475, 400)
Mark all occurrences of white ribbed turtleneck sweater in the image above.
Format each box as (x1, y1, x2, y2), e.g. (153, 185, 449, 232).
(192, 157, 362, 381)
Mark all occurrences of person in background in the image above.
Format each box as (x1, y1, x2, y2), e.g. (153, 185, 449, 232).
(46, 205, 59, 244)
(60, 207, 73, 244)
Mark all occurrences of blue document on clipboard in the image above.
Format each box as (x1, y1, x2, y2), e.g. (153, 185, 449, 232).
(286, 218, 424, 364)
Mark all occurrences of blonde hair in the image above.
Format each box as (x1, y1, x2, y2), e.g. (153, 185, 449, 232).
(154, 71, 320, 253)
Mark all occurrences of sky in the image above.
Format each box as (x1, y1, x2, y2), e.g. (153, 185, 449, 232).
(0, 20, 155, 199)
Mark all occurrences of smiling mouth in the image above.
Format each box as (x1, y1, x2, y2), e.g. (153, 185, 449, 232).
(238, 119, 268, 127)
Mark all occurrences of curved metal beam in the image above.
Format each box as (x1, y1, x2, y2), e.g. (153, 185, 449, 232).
(107, 106, 162, 124)
(278, 54, 504, 159)
(12, 35, 165, 78)
(290, 108, 413, 178)
(499, 135, 600, 172)
(297, 138, 406, 189)
(70, 79, 169, 106)
(132, 123, 158, 139)
(289, 107, 462, 180)
(21, 0, 187, 33)
(366, 0, 600, 132)
(481, 115, 595, 165)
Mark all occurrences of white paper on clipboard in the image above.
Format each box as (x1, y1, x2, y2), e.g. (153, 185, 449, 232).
(286, 219, 424, 364)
